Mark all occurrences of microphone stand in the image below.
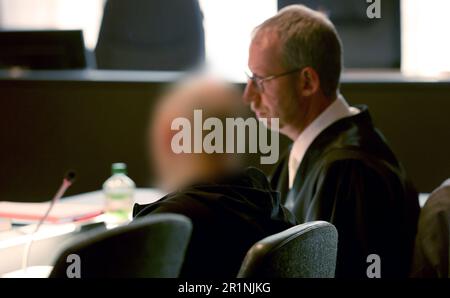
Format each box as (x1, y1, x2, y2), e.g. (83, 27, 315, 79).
(21, 172, 76, 272)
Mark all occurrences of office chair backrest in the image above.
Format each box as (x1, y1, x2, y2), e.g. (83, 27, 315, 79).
(411, 179, 450, 278)
(95, 0, 205, 70)
(49, 213, 192, 278)
(237, 221, 338, 278)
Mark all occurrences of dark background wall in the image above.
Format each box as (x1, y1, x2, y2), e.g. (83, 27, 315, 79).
(1, 70, 449, 202)
(278, 0, 401, 68)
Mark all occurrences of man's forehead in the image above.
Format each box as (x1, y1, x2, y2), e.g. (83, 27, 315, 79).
(249, 29, 283, 73)
(252, 28, 281, 48)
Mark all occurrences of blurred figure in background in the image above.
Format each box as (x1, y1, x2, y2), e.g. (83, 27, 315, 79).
(149, 76, 243, 192)
(134, 76, 295, 278)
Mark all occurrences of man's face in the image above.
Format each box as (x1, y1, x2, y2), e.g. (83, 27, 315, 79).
(243, 30, 302, 135)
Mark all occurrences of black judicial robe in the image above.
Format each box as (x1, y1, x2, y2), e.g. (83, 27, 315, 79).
(271, 105, 420, 278)
(133, 167, 295, 278)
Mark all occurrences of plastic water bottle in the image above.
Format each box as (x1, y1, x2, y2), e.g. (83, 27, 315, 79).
(103, 163, 135, 222)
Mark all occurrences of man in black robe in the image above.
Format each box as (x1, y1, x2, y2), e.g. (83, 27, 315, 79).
(242, 5, 420, 278)
(134, 78, 295, 278)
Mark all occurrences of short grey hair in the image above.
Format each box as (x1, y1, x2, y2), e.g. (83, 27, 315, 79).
(253, 5, 343, 98)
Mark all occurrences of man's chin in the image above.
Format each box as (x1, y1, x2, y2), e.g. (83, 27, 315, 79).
(257, 117, 281, 132)
(255, 110, 273, 120)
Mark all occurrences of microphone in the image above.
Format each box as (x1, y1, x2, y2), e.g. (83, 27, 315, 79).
(65, 171, 77, 183)
(49, 171, 77, 211)
(22, 171, 77, 271)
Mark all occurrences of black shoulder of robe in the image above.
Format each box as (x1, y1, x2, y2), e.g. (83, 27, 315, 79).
(271, 105, 420, 278)
(133, 167, 296, 278)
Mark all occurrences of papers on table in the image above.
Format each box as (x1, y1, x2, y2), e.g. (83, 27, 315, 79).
(0, 201, 104, 224)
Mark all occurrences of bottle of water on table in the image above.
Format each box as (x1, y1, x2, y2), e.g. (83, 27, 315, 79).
(103, 163, 135, 223)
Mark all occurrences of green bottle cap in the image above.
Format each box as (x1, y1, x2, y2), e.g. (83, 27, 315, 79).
(112, 163, 127, 175)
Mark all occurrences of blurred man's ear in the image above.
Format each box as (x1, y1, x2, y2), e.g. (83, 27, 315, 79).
(164, 126, 179, 156)
(299, 67, 320, 97)
(151, 118, 176, 160)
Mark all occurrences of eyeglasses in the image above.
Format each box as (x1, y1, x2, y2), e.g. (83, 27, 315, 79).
(245, 68, 302, 93)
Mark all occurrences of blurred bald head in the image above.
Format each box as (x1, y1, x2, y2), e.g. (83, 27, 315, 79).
(150, 76, 245, 191)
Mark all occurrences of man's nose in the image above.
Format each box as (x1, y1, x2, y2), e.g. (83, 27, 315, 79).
(242, 80, 259, 105)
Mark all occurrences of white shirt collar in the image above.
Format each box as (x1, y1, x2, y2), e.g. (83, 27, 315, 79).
(288, 95, 359, 188)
